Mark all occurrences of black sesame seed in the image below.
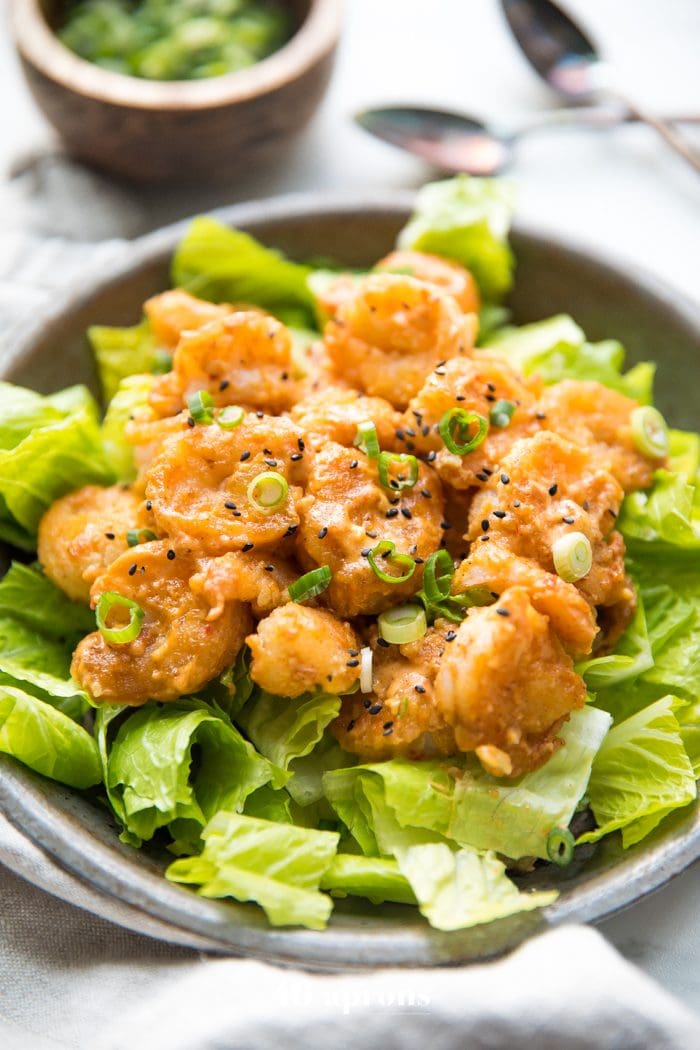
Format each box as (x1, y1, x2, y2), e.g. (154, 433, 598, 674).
(415, 684, 426, 694)
(377, 637, 390, 648)
(536, 412, 547, 420)
(583, 500, 590, 511)
(493, 510, 507, 519)
(496, 608, 510, 617)
(145, 501, 152, 511)
(366, 529, 378, 539)
(481, 519, 490, 532)
(401, 507, 413, 520)
(487, 382, 496, 392)
(361, 548, 371, 557)
(346, 719, 356, 732)
(128, 563, 137, 576)
(475, 472, 489, 482)
(455, 395, 466, 402)
(548, 484, 558, 496)
(426, 450, 437, 462)
(363, 699, 372, 709)
(298, 438, 305, 451)
(167, 549, 176, 561)
(240, 451, 251, 462)
(233, 511, 241, 517)
(445, 630, 457, 641)
(187, 416, 195, 427)
(421, 489, 432, 499)
(405, 426, 416, 437)
(414, 557, 424, 564)
(264, 565, 274, 572)
(224, 500, 236, 510)
(485, 394, 496, 402)
(255, 410, 264, 418)
(285, 524, 298, 536)
(347, 659, 360, 668)
(501, 474, 510, 484)
(349, 459, 359, 469)
(383, 720, 394, 730)
(385, 508, 399, 519)
(348, 649, 359, 657)
(440, 521, 451, 530)
(608, 507, 618, 518)
(383, 725, 394, 736)
(318, 526, 328, 539)
(265, 459, 278, 468)
(562, 516, 575, 524)
(104, 532, 115, 540)
(219, 379, 230, 391)
(395, 428, 405, 441)
(369, 704, 383, 715)
(242, 542, 254, 552)
(482, 467, 493, 476)
(513, 500, 521, 508)
(290, 452, 303, 461)
(480, 536, 490, 542)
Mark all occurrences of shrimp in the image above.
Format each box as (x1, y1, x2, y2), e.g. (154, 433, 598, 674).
(536, 380, 663, 491)
(331, 626, 457, 761)
(374, 250, 481, 315)
(324, 274, 477, 409)
(144, 290, 233, 349)
(149, 310, 303, 417)
(124, 413, 192, 477)
(144, 414, 306, 557)
(247, 604, 362, 697)
(296, 441, 444, 617)
(38, 484, 151, 604)
(434, 587, 586, 777)
(290, 386, 402, 451)
(72, 541, 251, 705)
(466, 431, 627, 607)
(189, 550, 297, 620)
(453, 543, 598, 657)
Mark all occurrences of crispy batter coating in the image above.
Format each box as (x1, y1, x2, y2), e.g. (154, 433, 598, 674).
(324, 273, 477, 408)
(374, 250, 481, 315)
(296, 442, 444, 617)
(38, 484, 150, 604)
(290, 386, 402, 451)
(125, 413, 192, 476)
(536, 380, 662, 491)
(144, 415, 306, 556)
(434, 587, 586, 777)
(149, 310, 302, 417)
(331, 627, 457, 760)
(144, 290, 233, 349)
(403, 355, 541, 488)
(189, 550, 296, 620)
(247, 604, 361, 697)
(72, 541, 250, 705)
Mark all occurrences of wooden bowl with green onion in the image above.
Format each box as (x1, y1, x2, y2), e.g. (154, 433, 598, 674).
(9, 0, 341, 183)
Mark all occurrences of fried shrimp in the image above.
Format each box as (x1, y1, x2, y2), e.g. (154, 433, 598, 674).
(324, 273, 477, 408)
(144, 415, 306, 556)
(290, 386, 402, 451)
(374, 250, 481, 315)
(144, 290, 233, 349)
(149, 310, 302, 416)
(434, 587, 586, 777)
(331, 626, 457, 761)
(125, 413, 192, 476)
(296, 441, 444, 617)
(402, 355, 540, 487)
(189, 550, 297, 619)
(38, 484, 150, 603)
(247, 604, 362, 697)
(72, 541, 251, 705)
(536, 380, 663, 491)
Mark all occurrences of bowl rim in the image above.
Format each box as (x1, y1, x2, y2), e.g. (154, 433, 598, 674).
(10, 0, 342, 111)
(1, 189, 699, 967)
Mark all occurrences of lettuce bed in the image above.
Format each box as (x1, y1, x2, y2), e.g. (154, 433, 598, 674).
(0, 176, 698, 932)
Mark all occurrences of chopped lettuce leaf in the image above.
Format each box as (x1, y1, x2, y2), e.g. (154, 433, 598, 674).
(285, 731, 355, 808)
(0, 684, 100, 788)
(482, 315, 654, 401)
(237, 690, 341, 772)
(320, 853, 416, 905)
(577, 598, 653, 690)
(0, 385, 114, 547)
(620, 471, 700, 554)
(579, 696, 696, 848)
(166, 811, 339, 929)
(0, 562, 94, 640)
(199, 646, 255, 721)
(477, 303, 510, 343)
(171, 217, 317, 328)
(397, 175, 515, 301)
(89, 319, 160, 403)
(106, 700, 283, 844)
(324, 706, 611, 861)
(668, 429, 700, 480)
(101, 374, 156, 482)
(243, 784, 296, 824)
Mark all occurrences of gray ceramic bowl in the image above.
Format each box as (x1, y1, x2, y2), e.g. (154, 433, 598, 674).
(1, 193, 699, 969)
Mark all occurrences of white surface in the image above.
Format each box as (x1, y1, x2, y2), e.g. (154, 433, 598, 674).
(0, 0, 699, 1031)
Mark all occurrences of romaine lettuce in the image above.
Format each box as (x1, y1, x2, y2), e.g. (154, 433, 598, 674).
(101, 373, 156, 481)
(237, 690, 341, 773)
(319, 853, 416, 905)
(88, 319, 160, 403)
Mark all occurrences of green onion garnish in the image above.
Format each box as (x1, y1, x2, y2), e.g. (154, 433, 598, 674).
(546, 827, 575, 867)
(216, 405, 245, 430)
(421, 549, 454, 604)
(378, 603, 427, 645)
(187, 389, 215, 424)
(416, 551, 494, 623)
(377, 452, 419, 491)
(126, 528, 157, 547)
(246, 471, 289, 513)
(489, 399, 517, 428)
(289, 565, 332, 602)
(630, 405, 669, 458)
(151, 349, 173, 374)
(96, 591, 144, 645)
(354, 420, 380, 459)
(438, 408, 489, 455)
(552, 531, 592, 583)
(367, 540, 416, 584)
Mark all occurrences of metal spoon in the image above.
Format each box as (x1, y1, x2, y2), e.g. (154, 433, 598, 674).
(500, 0, 700, 174)
(355, 104, 700, 177)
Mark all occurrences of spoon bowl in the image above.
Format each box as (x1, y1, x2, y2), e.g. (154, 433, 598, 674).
(500, 0, 599, 98)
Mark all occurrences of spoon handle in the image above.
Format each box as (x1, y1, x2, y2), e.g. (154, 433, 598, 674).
(513, 105, 700, 136)
(609, 92, 700, 174)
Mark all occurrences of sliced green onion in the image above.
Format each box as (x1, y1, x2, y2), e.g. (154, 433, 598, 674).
(360, 646, 373, 693)
(421, 549, 454, 602)
(246, 471, 289, 513)
(489, 399, 517, 428)
(438, 408, 489, 455)
(453, 585, 495, 609)
(367, 540, 416, 584)
(187, 389, 215, 424)
(630, 405, 669, 458)
(552, 531, 592, 583)
(216, 405, 245, 430)
(96, 591, 144, 645)
(354, 420, 380, 459)
(546, 827, 575, 867)
(289, 565, 332, 602)
(126, 528, 157, 547)
(378, 603, 427, 645)
(377, 452, 419, 491)
(151, 349, 173, 374)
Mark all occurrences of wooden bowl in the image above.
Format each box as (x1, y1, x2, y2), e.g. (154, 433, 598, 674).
(9, 0, 342, 183)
